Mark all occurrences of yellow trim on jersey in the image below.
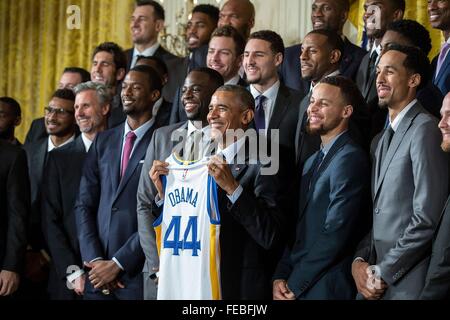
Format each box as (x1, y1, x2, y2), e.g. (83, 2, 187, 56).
(209, 224, 221, 300)
(154, 224, 162, 256)
(172, 151, 201, 166)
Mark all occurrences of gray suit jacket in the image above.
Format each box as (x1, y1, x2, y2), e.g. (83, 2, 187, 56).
(364, 101, 448, 299)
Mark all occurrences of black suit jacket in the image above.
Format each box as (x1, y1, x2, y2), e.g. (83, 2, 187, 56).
(274, 132, 370, 299)
(41, 136, 86, 298)
(0, 141, 30, 273)
(169, 77, 247, 125)
(280, 38, 366, 93)
(25, 118, 47, 145)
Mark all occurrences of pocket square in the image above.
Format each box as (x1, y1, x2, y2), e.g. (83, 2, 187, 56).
(139, 160, 145, 164)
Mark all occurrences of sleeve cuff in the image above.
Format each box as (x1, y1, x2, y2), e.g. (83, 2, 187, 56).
(112, 257, 125, 271)
(155, 194, 164, 207)
(226, 184, 243, 204)
(67, 269, 85, 283)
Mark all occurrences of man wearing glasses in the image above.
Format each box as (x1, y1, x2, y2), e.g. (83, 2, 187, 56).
(21, 88, 77, 299)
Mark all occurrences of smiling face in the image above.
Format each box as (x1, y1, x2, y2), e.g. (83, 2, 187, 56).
(91, 51, 121, 87)
(207, 36, 242, 82)
(186, 11, 217, 50)
(300, 33, 338, 82)
(376, 50, 418, 110)
(74, 90, 109, 135)
(130, 5, 163, 46)
(45, 97, 75, 137)
(182, 71, 216, 122)
(439, 93, 450, 152)
(307, 83, 352, 136)
(121, 70, 158, 117)
(311, 0, 347, 32)
(428, 0, 450, 31)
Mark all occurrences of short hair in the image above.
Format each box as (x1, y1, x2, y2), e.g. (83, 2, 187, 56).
(73, 81, 112, 106)
(319, 76, 366, 112)
(92, 42, 127, 71)
(216, 84, 255, 110)
(129, 64, 163, 93)
(193, 4, 220, 25)
(190, 67, 224, 89)
(211, 25, 246, 56)
(386, 19, 432, 55)
(136, 0, 165, 20)
(305, 29, 345, 63)
(0, 97, 21, 117)
(136, 55, 168, 76)
(384, 44, 431, 91)
(51, 88, 76, 102)
(391, 0, 406, 12)
(248, 30, 285, 55)
(63, 67, 91, 83)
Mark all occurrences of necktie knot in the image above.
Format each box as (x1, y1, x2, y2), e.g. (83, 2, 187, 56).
(254, 95, 266, 131)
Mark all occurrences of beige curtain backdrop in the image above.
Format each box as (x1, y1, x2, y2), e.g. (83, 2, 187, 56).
(0, 0, 444, 142)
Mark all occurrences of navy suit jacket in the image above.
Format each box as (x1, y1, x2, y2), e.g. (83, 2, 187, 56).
(274, 132, 371, 299)
(432, 53, 450, 95)
(280, 38, 366, 93)
(75, 123, 156, 297)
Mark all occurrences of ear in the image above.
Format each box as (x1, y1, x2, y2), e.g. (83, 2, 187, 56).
(393, 9, 404, 21)
(150, 89, 161, 102)
(116, 68, 126, 82)
(102, 103, 111, 117)
(342, 105, 353, 119)
(330, 49, 342, 65)
(155, 19, 164, 33)
(14, 116, 21, 127)
(249, 18, 255, 30)
(242, 108, 254, 126)
(274, 52, 283, 67)
(408, 73, 421, 89)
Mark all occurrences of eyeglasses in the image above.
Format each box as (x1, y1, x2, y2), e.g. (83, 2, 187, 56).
(44, 106, 74, 116)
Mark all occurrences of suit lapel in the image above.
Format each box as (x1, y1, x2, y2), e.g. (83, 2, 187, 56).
(295, 93, 312, 165)
(107, 127, 124, 193)
(374, 103, 421, 198)
(268, 85, 290, 130)
(115, 125, 155, 199)
(435, 53, 450, 85)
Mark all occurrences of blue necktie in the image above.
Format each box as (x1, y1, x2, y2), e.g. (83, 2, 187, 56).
(308, 150, 324, 190)
(254, 95, 266, 131)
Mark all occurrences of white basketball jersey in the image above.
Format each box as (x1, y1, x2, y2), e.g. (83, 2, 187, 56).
(153, 153, 221, 300)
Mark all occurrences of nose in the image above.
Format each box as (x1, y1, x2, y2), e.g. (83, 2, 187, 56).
(312, 7, 323, 17)
(439, 115, 448, 129)
(122, 85, 133, 97)
(428, 0, 437, 10)
(300, 49, 308, 62)
(219, 16, 231, 26)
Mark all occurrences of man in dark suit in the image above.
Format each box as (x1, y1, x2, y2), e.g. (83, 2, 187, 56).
(24, 67, 90, 144)
(420, 91, 450, 299)
(244, 30, 302, 169)
(75, 65, 163, 300)
(169, 26, 247, 124)
(41, 82, 111, 299)
(0, 142, 30, 297)
(273, 76, 370, 300)
(22, 89, 77, 299)
(352, 45, 448, 300)
(429, 0, 450, 95)
(149, 85, 288, 299)
(0, 97, 22, 146)
(356, 0, 404, 105)
(137, 67, 224, 299)
(280, 0, 366, 93)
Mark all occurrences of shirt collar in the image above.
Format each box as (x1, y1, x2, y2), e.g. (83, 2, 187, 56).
(133, 43, 160, 59)
(225, 74, 241, 85)
(123, 117, 154, 141)
(249, 80, 280, 101)
(321, 130, 347, 157)
(81, 133, 93, 152)
(389, 99, 417, 132)
(152, 97, 163, 118)
(47, 134, 75, 152)
(309, 69, 340, 92)
(217, 137, 246, 164)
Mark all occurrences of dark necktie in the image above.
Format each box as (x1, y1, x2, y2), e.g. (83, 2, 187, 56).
(254, 95, 266, 131)
(436, 42, 450, 79)
(121, 131, 137, 178)
(366, 51, 378, 91)
(378, 125, 394, 176)
(185, 131, 203, 161)
(308, 150, 324, 190)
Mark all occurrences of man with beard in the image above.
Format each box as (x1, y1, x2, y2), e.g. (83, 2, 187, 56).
(90, 42, 127, 129)
(273, 76, 370, 300)
(22, 89, 77, 299)
(41, 82, 110, 299)
(420, 92, 450, 299)
(0, 97, 22, 146)
(428, 0, 450, 95)
(137, 67, 223, 299)
(75, 65, 162, 300)
(352, 45, 448, 300)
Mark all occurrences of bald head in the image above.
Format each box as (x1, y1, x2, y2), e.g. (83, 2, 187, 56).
(218, 0, 255, 39)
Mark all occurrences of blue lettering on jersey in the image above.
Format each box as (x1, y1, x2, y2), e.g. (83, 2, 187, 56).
(168, 187, 199, 207)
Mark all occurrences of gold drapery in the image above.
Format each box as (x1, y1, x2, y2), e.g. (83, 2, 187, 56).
(0, 0, 134, 142)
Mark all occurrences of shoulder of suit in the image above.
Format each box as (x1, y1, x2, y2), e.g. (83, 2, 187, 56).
(154, 121, 185, 135)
